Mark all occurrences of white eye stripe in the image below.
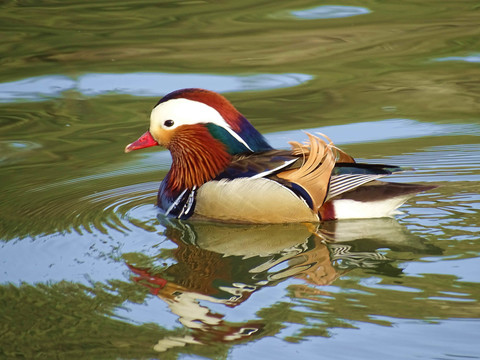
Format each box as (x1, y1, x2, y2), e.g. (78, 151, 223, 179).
(150, 98, 253, 152)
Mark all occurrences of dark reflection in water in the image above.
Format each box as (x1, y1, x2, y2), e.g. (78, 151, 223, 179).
(124, 217, 441, 353)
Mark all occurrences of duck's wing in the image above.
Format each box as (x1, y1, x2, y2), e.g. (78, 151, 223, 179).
(258, 134, 416, 212)
(275, 133, 342, 211)
(215, 150, 299, 180)
(326, 163, 408, 201)
(217, 133, 358, 211)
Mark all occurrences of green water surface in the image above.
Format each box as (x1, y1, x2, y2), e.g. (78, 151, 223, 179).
(1, 1, 479, 359)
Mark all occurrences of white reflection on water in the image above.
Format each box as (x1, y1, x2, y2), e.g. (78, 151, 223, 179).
(291, 5, 371, 20)
(267, 119, 480, 148)
(434, 54, 480, 63)
(0, 75, 76, 102)
(0, 72, 313, 102)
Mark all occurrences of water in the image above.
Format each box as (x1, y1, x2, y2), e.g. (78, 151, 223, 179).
(1, 0, 479, 359)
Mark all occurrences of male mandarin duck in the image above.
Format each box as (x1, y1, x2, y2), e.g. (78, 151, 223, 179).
(125, 88, 436, 223)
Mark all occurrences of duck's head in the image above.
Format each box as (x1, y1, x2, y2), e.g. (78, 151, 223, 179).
(125, 88, 272, 155)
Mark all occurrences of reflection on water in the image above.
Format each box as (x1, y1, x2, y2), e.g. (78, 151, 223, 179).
(0, 140, 42, 165)
(0, 72, 312, 102)
(1, 0, 480, 358)
(291, 6, 371, 20)
(434, 54, 480, 63)
(123, 217, 440, 352)
(267, 118, 480, 148)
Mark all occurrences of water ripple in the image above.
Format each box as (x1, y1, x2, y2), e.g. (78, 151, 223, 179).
(372, 144, 480, 183)
(0, 72, 313, 103)
(0, 140, 42, 165)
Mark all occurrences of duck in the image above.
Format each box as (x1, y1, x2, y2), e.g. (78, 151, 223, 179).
(125, 88, 436, 223)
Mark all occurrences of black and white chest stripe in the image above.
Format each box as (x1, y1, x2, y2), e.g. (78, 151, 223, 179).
(164, 186, 197, 219)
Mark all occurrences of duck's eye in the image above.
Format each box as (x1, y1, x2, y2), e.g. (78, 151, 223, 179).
(164, 119, 174, 128)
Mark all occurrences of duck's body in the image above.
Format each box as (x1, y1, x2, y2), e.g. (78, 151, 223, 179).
(126, 88, 436, 223)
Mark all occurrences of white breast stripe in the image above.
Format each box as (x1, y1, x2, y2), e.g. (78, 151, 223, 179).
(180, 186, 197, 217)
(165, 188, 188, 216)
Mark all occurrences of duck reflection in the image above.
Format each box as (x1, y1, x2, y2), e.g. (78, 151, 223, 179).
(126, 217, 440, 352)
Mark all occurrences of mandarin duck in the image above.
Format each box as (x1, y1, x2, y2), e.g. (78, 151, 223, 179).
(125, 88, 436, 223)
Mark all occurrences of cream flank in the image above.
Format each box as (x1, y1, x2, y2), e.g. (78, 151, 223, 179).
(331, 196, 411, 219)
(194, 177, 319, 223)
(150, 98, 253, 151)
